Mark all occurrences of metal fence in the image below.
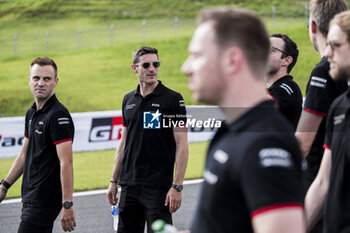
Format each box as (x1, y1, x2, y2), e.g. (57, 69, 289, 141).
(0, 4, 310, 58)
(0, 17, 197, 58)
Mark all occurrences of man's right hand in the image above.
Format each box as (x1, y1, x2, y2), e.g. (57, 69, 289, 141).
(107, 182, 118, 205)
(0, 187, 7, 203)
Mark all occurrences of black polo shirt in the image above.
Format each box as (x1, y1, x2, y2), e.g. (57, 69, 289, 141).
(23, 94, 74, 206)
(303, 57, 348, 184)
(120, 81, 186, 188)
(191, 100, 304, 233)
(323, 88, 350, 233)
(268, 75, 302, 131)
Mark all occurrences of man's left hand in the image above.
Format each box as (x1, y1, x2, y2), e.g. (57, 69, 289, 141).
(165, 188, 182, 213)
(61, 207, 76, 232)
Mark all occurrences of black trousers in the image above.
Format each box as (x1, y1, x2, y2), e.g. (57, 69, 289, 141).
(17, 203, 61, 233)
(118, 185, 172, 233)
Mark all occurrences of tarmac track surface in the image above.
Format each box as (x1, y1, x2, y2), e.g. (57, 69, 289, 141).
(0, 180, 202, 233)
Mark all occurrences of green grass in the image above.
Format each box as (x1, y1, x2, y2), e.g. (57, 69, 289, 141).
(3, 0, 346, 21)
(0, 17, 320, 117)
(1, 141, 209, 199)
(0, 35, 195, 116)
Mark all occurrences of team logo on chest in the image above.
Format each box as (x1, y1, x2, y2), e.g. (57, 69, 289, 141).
(152, 103, 160, 107)
(126, 104, 136, 110)
(143, 109, 162, 129)
(35, 129, 43, 135)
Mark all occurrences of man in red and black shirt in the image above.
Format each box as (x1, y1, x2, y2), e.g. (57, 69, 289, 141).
(266, 33, 302, 131)
(0, 57, 76, 233)
(296, 0, 347, 182)
(305, 11, 350, 233)
(107, 46, 188, 233)
(295, 2, 347, 232)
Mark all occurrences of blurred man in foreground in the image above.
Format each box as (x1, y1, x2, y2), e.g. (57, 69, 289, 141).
(182, 7, 304, 233)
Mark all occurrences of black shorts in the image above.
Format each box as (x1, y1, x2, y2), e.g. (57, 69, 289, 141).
(118, 185, 172, 233)
(17, 203, 61, 233)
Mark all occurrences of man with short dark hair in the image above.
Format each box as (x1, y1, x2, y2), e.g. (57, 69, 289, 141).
(0, 57, 76, 233)
(305, 10, 350, 233)
(182, 7, 304, 233)
(267, 33, 302, 130)
(295, 1, 347, 231)
(107, 46, 189, 233)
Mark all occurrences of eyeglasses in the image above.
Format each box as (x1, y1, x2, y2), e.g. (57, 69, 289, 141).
(135, 61, 161, 69)
(270, 46, 289, 56)
(326, 41, 347, 51)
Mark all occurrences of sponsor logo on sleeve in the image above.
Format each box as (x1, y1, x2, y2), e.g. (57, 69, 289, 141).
(279, 83, 294, 96)
(310, 76, 327, 88)
(203, 170, 218, 185)
(213, 150, 229, 164)
(259, 148, 292, 168)
(334, 113, 345, 125)
(58, 117, 70, 125)
(179, 100, 185, 107)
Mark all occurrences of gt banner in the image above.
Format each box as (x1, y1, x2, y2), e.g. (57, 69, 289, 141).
(0, 106, 224, 159)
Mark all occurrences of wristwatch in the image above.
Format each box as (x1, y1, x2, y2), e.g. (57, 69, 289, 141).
(62, 201, 73, 209)
(172, 184, 183, 192)
(0, 179, 11, 190)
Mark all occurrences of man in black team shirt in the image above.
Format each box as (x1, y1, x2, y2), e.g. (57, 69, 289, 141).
(266, 33, 302, 130)
(0, 57, 76, 233)
(295, 1, 347, 232)
(296, 0, 347, 176)
(106, 46, 188, 233)
(305, 11, 350, 233)
(182, 7, 304, 233)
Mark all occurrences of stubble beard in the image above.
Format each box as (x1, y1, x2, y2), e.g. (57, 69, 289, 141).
(330, 65, 350, 82)
(267, 66, 279, 79)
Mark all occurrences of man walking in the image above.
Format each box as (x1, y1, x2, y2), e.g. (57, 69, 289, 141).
(0, 57, 76, 233)
(182, 7, 304, 233)
(267, 33, 302, 130)
(305, 11, 350, 233)
(107, 46, 189, 233)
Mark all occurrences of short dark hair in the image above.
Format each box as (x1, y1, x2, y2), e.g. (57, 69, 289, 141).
(270, 33, 299, 73)
(198, 7, 270, 78)
(132, 46, 159, 64)
(309, 0, 347, 37)
(30, 56, 58, 78)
